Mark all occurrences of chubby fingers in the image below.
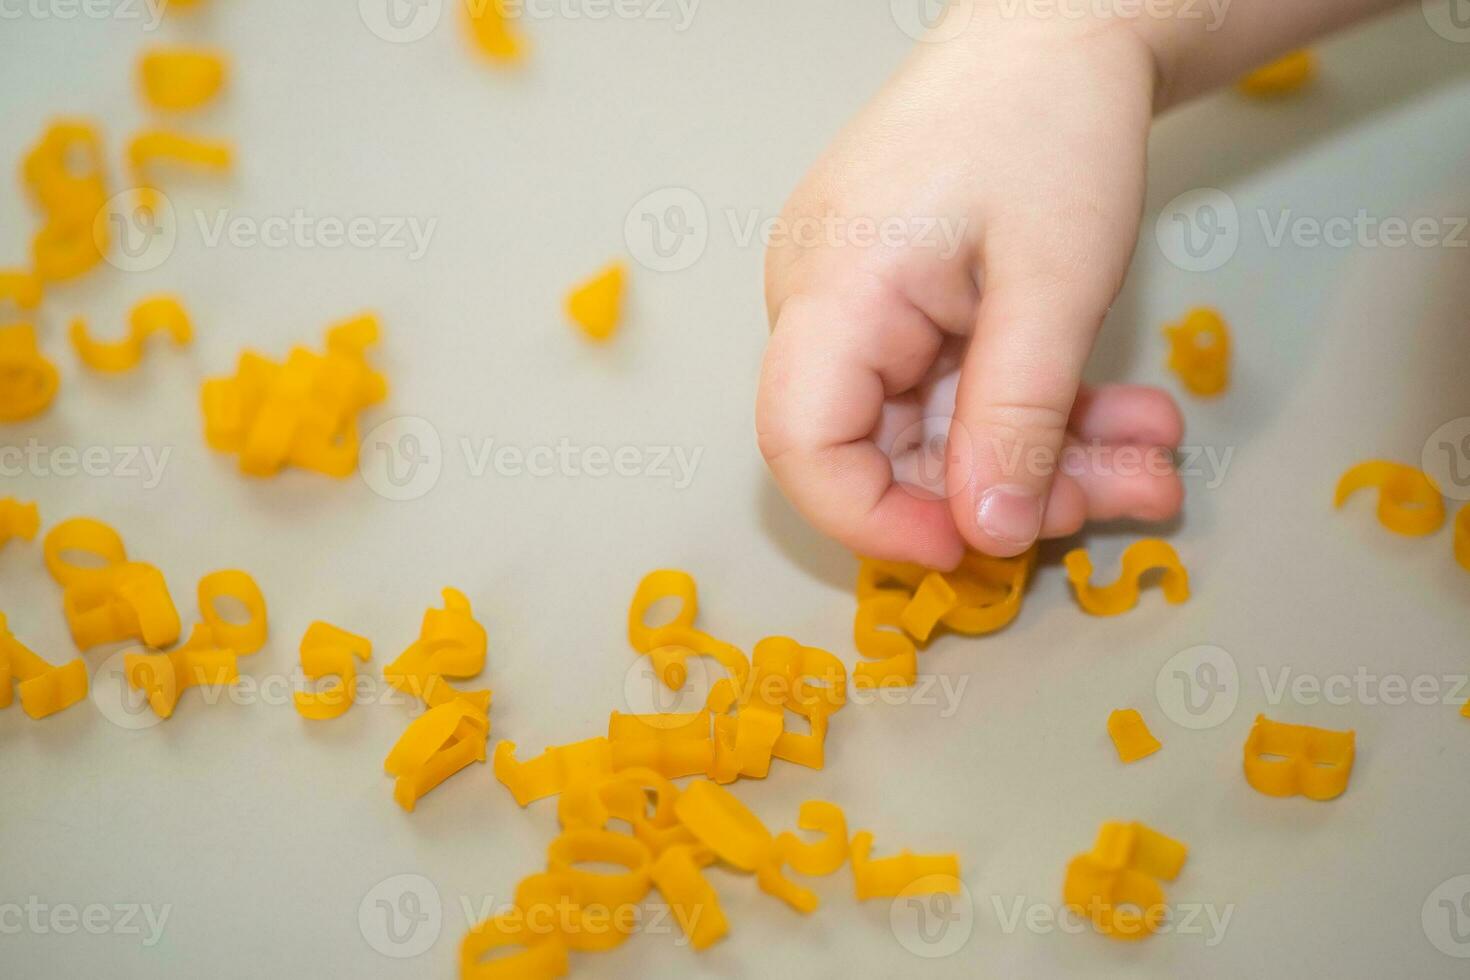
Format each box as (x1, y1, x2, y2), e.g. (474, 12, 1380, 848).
(757, 286, 966, 569)
(1035, 384, 1187, 536)
(947, 266, 1115, 557)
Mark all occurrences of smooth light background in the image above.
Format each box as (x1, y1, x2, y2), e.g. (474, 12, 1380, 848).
(1, 2, 1469, 977)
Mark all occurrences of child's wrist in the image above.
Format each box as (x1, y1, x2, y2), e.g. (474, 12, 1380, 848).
(955, 2, 1171, 107)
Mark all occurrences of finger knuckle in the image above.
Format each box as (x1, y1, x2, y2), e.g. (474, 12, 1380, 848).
(964, 401, 1071, 478)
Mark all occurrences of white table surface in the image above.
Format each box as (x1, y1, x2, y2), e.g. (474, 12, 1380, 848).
(2, 2, 1470, 977)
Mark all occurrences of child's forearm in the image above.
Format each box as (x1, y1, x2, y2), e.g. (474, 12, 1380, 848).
(962, 0, 1413, 110)
(1134, 0, 1412, 108)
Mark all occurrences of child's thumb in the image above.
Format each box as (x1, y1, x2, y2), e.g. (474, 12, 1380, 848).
(946, 241, 1123, 556)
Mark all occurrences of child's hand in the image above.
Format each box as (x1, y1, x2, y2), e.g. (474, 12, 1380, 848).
(758, 13, 1180, 569)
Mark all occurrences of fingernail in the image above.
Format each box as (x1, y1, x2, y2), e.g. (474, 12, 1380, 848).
(976, 485, 1042, 547)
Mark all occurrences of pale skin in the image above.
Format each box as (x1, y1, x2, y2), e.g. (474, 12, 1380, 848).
(757, 0, 1410, 569)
